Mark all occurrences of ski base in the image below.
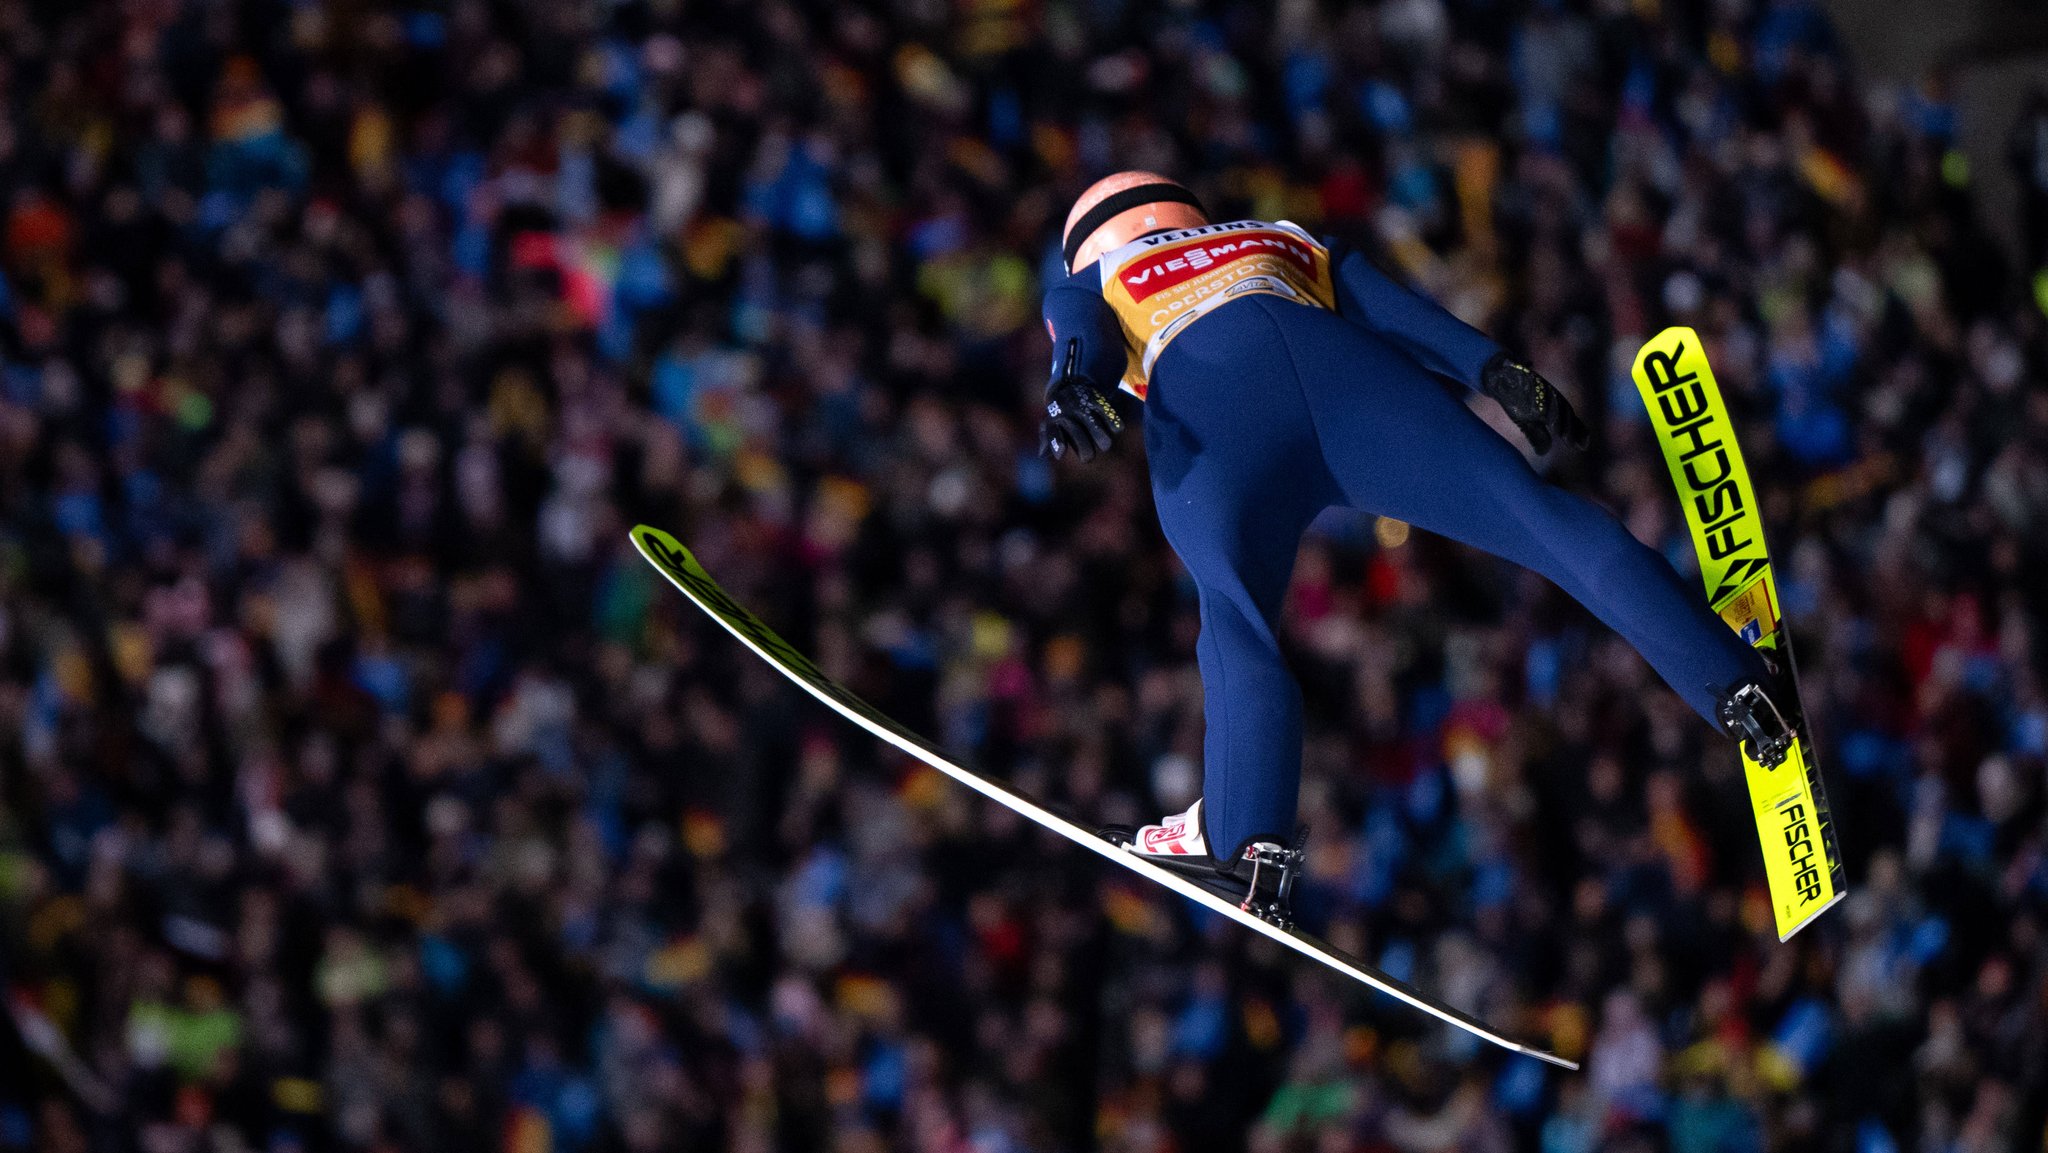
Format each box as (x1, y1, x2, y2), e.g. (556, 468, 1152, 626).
(1632, 327, 1847, 940)
(630, 525, 1577, 1070)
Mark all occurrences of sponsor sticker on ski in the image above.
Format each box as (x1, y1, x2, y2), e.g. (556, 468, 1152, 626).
(1717, 576, 1778, 647)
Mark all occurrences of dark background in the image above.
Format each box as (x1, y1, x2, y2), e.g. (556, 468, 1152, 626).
(1, 0, 2046, 1149)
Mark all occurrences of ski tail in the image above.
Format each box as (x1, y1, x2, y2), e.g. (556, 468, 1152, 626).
(1630, 329, 1847, 939)
(629, 525, 1577, 1070)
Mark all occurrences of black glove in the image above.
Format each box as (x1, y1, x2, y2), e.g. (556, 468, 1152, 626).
(1039, 339, 1124, 463)
(1480, 351, 1591, 456)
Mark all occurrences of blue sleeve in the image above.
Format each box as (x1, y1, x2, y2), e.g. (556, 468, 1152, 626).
(1041, 262, 1130, 395)
(1326, 238, 1500, 390)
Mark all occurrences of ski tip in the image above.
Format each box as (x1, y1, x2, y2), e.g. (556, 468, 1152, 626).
(629, 524, 690, 564)
(1632, 324, 1703, 370)
(1523, 1047, 1580, 1072)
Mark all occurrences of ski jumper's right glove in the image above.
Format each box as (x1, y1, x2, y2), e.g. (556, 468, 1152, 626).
(1480, 351, 1591, 456)
(1039, 339, 1124, 463)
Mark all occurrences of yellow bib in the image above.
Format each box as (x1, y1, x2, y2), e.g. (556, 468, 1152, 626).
(1096, 220, 1337, 398)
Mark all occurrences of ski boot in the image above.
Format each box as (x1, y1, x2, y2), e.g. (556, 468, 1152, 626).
(1716, 665, 1801, 768)
(1103, 799, 1306, 928)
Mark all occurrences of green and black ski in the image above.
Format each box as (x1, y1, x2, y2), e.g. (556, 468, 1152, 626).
(630, 524, 1576, 1068)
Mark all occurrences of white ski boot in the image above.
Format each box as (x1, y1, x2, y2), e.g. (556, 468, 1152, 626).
(1104, 799, 1306, 927)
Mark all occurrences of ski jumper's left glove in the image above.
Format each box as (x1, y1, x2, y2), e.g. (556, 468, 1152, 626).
(1323, 240, 1579, 454)
(1480, 352, 1591, 456)
(1039, 339, 1124, 463)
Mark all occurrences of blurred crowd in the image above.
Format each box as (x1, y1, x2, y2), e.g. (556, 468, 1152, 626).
(2, 0, 2047, 1149)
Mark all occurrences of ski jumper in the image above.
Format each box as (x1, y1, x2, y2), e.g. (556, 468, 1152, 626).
(1042, 220, 1769, 854)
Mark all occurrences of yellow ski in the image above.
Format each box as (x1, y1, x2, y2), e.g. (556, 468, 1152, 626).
(1631, 327, 1846, 939)
(629, 525, 1577, 1067)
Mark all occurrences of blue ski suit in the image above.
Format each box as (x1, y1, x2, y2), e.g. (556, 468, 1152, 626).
(1043, 220, 1766, 854)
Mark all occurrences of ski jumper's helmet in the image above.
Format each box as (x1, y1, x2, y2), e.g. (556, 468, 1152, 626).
(1062, 171, 1209, 273)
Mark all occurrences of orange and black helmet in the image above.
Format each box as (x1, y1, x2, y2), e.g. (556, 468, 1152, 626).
(1062, 171, 1209, 273)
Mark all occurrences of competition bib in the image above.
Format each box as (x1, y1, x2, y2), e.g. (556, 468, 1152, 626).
(1097, 220, 1338, 398)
